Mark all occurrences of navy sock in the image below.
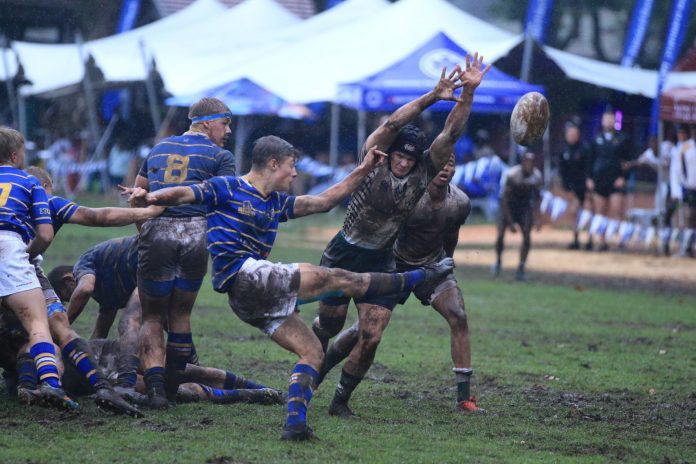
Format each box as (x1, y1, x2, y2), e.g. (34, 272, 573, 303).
(62, 338, 106, 389)
(454, 368, 473, 402)
(144, 367, 166, 393)
(17, 353, 38, 390)
(333, 369, 363, 404)
(223, 371, 266, 390)
(116, 355, 140, 388)
(165, 332, 194, 397)
(362, 270, 426, 299)
(30, 342, 61, 388)
(286, 364, 319, 427)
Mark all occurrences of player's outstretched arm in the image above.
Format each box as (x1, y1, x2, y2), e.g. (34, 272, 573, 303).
(362, 65, 464, 158)
(293, 146, 388, 218)
(67, 274, 96, 324)
(27, 223, 54, 258)
(121, 185, 196, 207)
(429, 53, 490, 171)
(69, 205, 164, 227)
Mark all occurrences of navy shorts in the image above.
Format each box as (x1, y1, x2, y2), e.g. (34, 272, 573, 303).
(137, 216, 208, 297)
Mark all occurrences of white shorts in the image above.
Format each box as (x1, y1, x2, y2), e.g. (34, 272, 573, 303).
(227, 258, 301, 336)
(0, 231, 40, 298)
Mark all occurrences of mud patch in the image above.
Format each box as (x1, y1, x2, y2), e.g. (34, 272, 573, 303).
(206, 457, 248, 464)
(136, 419, 178, 432)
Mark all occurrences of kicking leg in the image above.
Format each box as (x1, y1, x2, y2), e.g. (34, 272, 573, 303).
(317, 320, 359, 386)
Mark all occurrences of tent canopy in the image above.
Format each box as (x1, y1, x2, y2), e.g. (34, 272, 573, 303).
(338, 32, 543, 113)
(166, 78, 312, 119)
(660, 87, 696, 123)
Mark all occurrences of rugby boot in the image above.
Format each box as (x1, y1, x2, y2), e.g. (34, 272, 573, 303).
(39, 383, 79, 410)
(147, 386, 171, 410)
(422, 257, 455, 286)
(208, 388, 286, 405)
(95, 387, 143, 417)
(281, 423, 319, 441)
(515, 266, 526, 282)
(114, 385, 148, 406)
(328, 398, 357, 419)
(456, 396, 484, 413)
(16, 386, 41, 405)
(491, 260, 501, 277)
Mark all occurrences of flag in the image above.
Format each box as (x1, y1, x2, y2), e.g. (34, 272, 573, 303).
(621, 0, 656, 67)
(525, 0, 555, 43)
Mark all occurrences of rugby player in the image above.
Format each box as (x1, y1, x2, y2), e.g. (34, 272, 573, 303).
(133, 97, 236, 408)
(122, 137, 454, 440)
(492, 151, 543, 281)
(0, 127, 76, 410)
(318, 155, 481, 412)
(312, 54, 490, 419)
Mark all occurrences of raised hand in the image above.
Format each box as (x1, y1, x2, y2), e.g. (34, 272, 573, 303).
(362, 145, 388, 169)
(458, 52, 491, 91)
(432, 65, 465, 102)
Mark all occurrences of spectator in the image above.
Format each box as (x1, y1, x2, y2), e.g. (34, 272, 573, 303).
(559, 119, 592, 250)
(669, 124, 696, 257)
(587, 109, 633, 251)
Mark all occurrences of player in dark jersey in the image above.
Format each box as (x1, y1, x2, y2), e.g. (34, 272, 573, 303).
(47, 236, 146, 404)
(587, 110, 633, 251)
(122, 135, 454, 440)
(558, 121, 592, 250)
(133, 97, 236, 408)
(0, 127, 77, 410)
(312, 54, 490, 419)
(492, 152, 543, 281)
(319, 154, 481, 412)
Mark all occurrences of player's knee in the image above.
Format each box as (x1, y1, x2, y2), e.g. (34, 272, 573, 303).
(448, 305, 468, 331)
(358, 326, 384, 352)
(318, 314, 346, 337)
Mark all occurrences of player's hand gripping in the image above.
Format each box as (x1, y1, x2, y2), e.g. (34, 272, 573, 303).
(458, 52, 491, 92)
(118, 185, 151, 208)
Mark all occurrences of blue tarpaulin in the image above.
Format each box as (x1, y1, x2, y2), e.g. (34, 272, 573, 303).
(166, 78, 312, 119)
(337, 32, 544, 113)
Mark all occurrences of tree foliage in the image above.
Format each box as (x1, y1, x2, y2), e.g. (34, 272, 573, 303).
(490, 0, 696, 68)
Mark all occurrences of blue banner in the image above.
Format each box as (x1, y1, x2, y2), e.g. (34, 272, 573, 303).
(621, 0, 655, 67)
(116, 0, 141, 34)
(650, 0, 694, 135)
(524, 0, 554, 43)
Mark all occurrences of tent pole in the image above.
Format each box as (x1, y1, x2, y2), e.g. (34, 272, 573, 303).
(76, 32, 101, 149)
(657, 120, 664, 242)
(139, 40, 162, 134)
(329, 103, 340, 168)
(520, 32, 534, 84)
(1, 35, 19, 127)
(542, 127, 551, 189)
(357, 110, 366, 156)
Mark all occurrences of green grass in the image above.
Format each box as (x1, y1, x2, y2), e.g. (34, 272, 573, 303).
(1, 197, 695, 463)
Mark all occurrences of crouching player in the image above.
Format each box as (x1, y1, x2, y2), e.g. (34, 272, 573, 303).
(123, 136, 454, 440)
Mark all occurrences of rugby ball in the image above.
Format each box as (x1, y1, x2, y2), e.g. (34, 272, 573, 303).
(510, 92, 550, 146)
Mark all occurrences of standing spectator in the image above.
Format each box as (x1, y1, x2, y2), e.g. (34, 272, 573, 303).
(559, 120, 592, 250)
(587, 109, 633, 251)
(670, 124, 696, 257)
(107, 132, 134, 190)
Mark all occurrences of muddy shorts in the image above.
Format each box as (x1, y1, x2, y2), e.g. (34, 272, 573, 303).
(319, 231, 398, 310)
(0, 231, 40, 298)
(395, 253, 458, 306)
(227, 258, 301, 336)
(499, 205, 533, 231)
(137, 216, 208, 297)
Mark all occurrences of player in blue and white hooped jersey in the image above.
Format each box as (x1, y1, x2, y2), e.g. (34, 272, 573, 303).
(123, 135, 454, 440)
(0, 127, 77, 410)
(132, 97, 236, 408)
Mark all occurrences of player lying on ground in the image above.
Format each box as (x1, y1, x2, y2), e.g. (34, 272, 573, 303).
(122, 137, 454, 441)
(318, 155, 481, 412)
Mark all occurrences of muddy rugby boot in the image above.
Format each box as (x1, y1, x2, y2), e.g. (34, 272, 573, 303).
(17, 386, 42, 405)
(281, 423, 319, 441)
(95, 387, 143, 417)
(456, 396, 484, 413)
(39, 383, 79, 410)
(328, 398, 357, 419)
(147, 386, 171, 410)
(422, 257, 455, 285)
(114, 385, 148, 406)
